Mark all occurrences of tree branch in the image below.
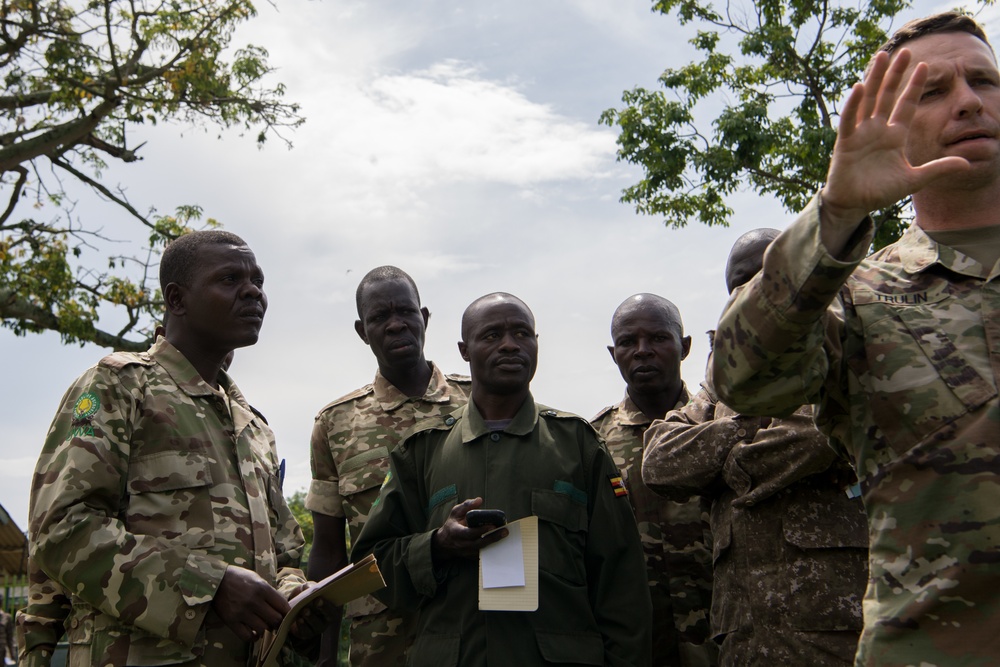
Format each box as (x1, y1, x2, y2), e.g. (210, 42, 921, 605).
(0, 286, 148, 351)
(0, 165, 27, 224)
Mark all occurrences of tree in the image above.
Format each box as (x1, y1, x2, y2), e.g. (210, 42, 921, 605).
(1, 0, 302, 350)
(600, 0, 987, 250)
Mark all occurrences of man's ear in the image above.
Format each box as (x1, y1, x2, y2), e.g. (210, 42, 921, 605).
(607, 345, 616, 363)
(421, 307, 430, 329)
(680, 335, 692, 361)
(164, 283, 186, 317)
(355, 320, 369, 345)
(458, 340, 469, 362)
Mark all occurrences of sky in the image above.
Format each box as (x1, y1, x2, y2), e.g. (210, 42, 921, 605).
(1, 0, 993, 533)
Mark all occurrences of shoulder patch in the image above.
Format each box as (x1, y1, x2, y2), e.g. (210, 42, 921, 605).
(99, 350, 153, 371)
(316, 383, 375, 416)
(444, 373, 472, 384)
(609, 474, 628, 498)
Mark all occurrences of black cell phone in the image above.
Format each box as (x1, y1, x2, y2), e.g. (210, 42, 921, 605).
(466, 509, 506, 528)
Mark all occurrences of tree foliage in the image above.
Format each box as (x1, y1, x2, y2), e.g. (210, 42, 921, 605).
(600, 0, 987, 249)
(1, 0, 302, 350)
(285, 488, 313, 563)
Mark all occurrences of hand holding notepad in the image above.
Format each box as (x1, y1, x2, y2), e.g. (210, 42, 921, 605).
(478, 515, 539, 611)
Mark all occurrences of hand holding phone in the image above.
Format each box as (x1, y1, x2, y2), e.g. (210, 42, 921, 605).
(466, 509, 506, 528)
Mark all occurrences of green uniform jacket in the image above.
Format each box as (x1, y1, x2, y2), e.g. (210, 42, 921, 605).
(29, 338, 306, 667)
(353, 395, 652, 667)
(711, 196, 1000, 666)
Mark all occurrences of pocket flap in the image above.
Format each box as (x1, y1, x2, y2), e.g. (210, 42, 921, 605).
(127, 451, 211, 494)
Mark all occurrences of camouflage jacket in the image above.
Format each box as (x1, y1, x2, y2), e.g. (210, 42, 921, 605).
(644, 383, 867, 665)
(711, 196, 1000, 666)
(353, 395, 652, 667)
(306, 364, 470, 618)
(591, 387, 715, 667)
(28, 338, 306, 667)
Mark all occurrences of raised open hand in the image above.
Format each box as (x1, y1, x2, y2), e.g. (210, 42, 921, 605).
(821, 48, 971, 251)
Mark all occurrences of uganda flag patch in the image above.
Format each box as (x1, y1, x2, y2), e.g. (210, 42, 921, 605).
(609, 474, 627, 498)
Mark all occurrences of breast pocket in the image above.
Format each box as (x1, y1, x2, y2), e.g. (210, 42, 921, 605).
(338, 445, 391, 497)
(126, 451, 215, 549)
(532, 489, 588, 586)
(853, 293, 996, 456)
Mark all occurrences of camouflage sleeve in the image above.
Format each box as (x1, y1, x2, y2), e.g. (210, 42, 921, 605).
(710, 195, 873, 418)
(724, 407, 838, 508)
(583, 433, 653, 667)
(16, 558, 70, 667)
(641, 386, 762, 501)
(305, 410, 346, 518)
(351, 437, 438, 614)
(29, 366, 226, 646)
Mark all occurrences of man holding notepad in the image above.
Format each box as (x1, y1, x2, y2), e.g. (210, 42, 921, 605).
(354, 292, 652, 667)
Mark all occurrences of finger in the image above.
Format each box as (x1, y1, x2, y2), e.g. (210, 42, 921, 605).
(873, 49, 912, 119)
(479, 527, 509, 548)
(858, 51, 889, 121)
(838, 82, 867, 140)
(452, 497, 483, 520)
(911, 156, 971, 187)
(888, 61, 928, 128)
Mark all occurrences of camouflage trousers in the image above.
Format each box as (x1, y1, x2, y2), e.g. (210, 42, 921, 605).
(348, 609, 414, 667)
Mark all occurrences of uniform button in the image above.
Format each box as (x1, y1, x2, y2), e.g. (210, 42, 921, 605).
(445, 417, 456, 426)
(490, 433, 501, 442)
(71, 618, 79, 629)
(544, 410, 556, 417)
(185, 609, 197, 620)
(736, 428, 747, 438)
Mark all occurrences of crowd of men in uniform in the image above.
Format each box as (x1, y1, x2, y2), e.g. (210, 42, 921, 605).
(17, 10, 1000, 667)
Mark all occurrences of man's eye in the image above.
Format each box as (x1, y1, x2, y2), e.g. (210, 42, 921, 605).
(920, 88, 942, 100)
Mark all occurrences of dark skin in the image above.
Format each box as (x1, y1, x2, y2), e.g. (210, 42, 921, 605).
(429, 294, 539, 564)
(354, 278, 433, 397)
(724, 230, 779, 294)
(163, 242, 296, 643)
(608, 295, 691, 422)
(311, 277, 433, 665)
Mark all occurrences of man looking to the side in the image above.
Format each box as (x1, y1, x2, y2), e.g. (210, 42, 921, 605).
(354, 292, 652, 666)
(306, 266, 469, 666)
(28, 230, 310, 666)
(591, 294, 715, 666)
(711, 13, 1000, 664)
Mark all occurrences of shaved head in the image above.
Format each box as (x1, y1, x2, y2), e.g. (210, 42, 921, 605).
(726, 228, 779, 293)
(611, 293, 683, 339)
(461, 292, 534, 342)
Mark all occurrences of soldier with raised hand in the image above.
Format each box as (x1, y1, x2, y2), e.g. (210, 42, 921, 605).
(353, 292, 652, 667)
(711, 12, 1000, 665)
(643, 230, 868, 666)
(28, 230, 311, 666)
(591, 294, 715, 666)
(306, 266, 470, 666)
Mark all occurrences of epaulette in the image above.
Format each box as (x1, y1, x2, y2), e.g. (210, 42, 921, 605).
(537, 404, 590, 424)
(316, 383, 375, 415)
(250, 405, 269, 425)
(444, 373, 472, 384)
(590, 404, 615, 422)
(99, 350, 154, 371)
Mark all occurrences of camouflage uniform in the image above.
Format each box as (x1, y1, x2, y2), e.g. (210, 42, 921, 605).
(591, 386, 716, 667)
(711, 196, 1000, 666)
(305, 364, 470, 666)
(28, 338, 307, 667)
(353, 396, 652, 667)
(16, 560, 70, 667)
(644, 380, 867, 666)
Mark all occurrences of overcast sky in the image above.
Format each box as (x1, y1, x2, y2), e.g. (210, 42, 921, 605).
(2, 0, 990, 533)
